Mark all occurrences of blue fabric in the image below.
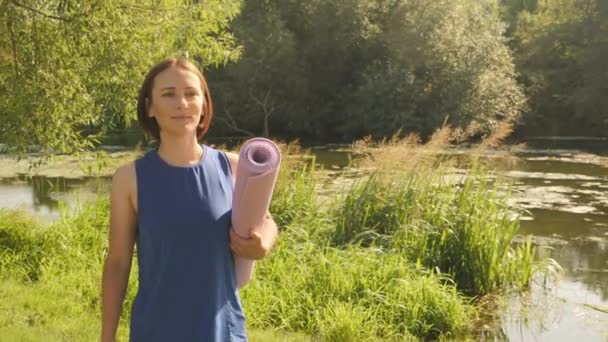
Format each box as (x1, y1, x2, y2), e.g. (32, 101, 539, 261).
(131, 144, 247, 342)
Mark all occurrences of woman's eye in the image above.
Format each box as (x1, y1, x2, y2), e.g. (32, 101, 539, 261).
(186, 92, 198, 97)
(161, 92, 175, 97)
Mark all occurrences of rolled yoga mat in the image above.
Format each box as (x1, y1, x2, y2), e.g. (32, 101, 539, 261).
(231, 137, 281, 288)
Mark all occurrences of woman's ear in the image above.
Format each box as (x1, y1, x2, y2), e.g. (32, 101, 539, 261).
(146, 98, 154, 118)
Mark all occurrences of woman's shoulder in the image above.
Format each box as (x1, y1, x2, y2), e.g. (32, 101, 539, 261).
(209, 146, 238, 178)
(113, 161, 135, 178)
(224, 151, 239, 168)
(111, 161, 138, 210)
(112, 161, 136, 192)
(111, 161, 137, 212)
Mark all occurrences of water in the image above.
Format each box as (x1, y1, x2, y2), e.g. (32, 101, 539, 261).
(1, 140, 607, 340)
(0, 175, 108, 219)
(497, 148, 608, 341)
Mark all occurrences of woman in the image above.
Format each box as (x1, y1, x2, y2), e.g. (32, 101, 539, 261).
(101, 57, 278, 342)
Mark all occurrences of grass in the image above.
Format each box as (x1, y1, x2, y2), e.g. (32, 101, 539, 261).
(0, 210, 47, 282)
(0, 126, 555, 341)
(241, 230, 472, 340)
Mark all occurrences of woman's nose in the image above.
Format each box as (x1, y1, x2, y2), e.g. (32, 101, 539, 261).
(177, 95, 188, 109)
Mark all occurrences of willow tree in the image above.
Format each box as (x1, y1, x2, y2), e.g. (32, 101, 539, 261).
(0, 0, 241, 155)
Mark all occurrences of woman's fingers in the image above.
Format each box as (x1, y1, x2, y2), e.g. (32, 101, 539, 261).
(229, 227, 268, 259)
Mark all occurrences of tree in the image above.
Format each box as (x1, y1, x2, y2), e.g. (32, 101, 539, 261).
(207, 0, 304, 138)
(512, 0, 608, 136)
(344, 0, 526, 138)
(212, 0, 525, 141)
(0, 0, 241, 155)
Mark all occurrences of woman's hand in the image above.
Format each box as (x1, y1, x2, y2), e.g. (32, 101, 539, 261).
(229, 214, 278, 260)
(229, 229, 268, 260)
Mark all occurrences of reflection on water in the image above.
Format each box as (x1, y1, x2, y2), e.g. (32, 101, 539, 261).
(498, 145, 608, 340)
(310, 145, 353, 169)
(0, 175, 109, 219)
(501, 279, 608, 341)
(0, 139, 607, 340)
(524, 136, 608, 155)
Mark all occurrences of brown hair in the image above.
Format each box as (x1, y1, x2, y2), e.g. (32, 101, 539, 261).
(137, 57, 213, 142)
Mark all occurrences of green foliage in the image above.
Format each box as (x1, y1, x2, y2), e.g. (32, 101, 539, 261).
(209, 0, 525, 141)
(363, 0, 525, 135)
(209, 0, 305, 137)
(510, 0, 608, 136)
(404, 163, 532, 295)
(0, 277, 109, 341)
(499, 0, 538, 30)
(333, 172, 421, 247)
(0, 197, 134, 340)
(0, 0, 241, 155)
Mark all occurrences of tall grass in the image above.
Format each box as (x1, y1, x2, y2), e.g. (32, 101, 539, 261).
(333, 125, 545, 295)
(241, 226, 472, 340)
(270, 153, 320, 228)
(0, 210, 45, 282)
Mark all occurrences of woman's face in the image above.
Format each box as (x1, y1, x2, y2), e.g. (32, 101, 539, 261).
(148, 66, 204, 138)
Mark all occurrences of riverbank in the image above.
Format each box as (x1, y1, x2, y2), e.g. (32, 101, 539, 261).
(0, 149, 139, 179)
(0, 134, 552, 340)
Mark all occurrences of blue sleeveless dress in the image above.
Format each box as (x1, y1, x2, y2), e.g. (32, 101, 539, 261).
(131, 144, 247, 341)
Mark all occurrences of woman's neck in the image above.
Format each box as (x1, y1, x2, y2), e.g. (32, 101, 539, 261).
(157, 134, 203, 167)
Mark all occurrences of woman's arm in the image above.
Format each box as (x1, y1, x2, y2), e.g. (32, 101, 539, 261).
(101, 163, 137, 342)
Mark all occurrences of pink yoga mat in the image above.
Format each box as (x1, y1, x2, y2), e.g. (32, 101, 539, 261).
(231, 137, 281, 288)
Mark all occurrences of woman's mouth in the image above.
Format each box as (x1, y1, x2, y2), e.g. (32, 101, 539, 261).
(171, 115, 193, 120)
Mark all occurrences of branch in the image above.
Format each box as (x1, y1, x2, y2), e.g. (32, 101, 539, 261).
(249, 88, 278, 137)
(9, 0, 71, 21)
(249, 88, 278, 114)
(116, 4, 177, 12)
(216, 109, 255, 137)
(7, 11, 19, 78)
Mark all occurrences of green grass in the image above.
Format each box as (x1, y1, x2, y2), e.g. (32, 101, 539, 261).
(242, 230, 472, 340)
(270, 153, 320, 229)
(0, 141, 553, 341)
(0, 201, 470, 341)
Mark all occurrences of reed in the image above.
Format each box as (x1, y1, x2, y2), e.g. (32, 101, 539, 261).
(333, 126, 545, 295)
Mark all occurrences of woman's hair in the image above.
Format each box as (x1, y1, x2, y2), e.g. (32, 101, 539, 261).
(137, 57, 213, 142)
